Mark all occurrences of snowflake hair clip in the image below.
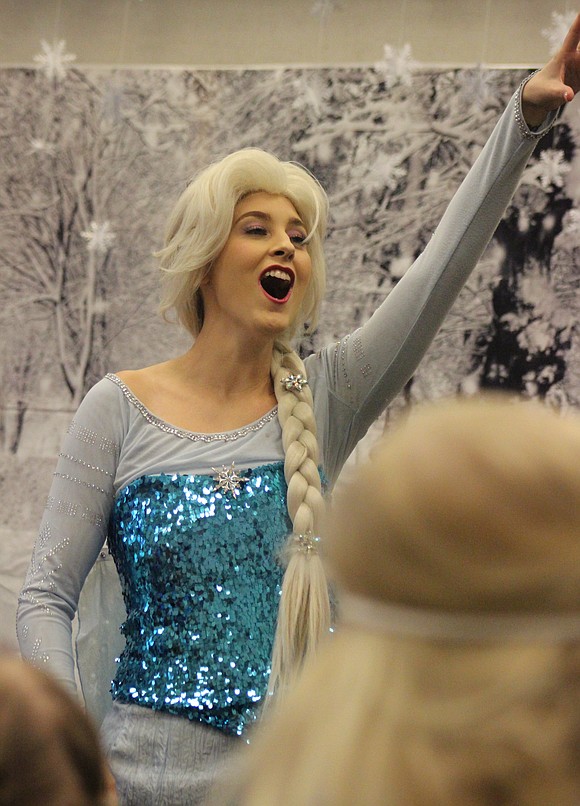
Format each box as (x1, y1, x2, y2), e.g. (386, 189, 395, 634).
(280, 373, 308, 393)
(293, 531, 321, 555)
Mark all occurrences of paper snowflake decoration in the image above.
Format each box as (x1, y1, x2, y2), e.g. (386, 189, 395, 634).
(389, 253, 414, 280)
(522, 148, 570, 191)
(541, 11, 576, 55)
(292, 75, 326, 120)
(457, 65, 498, 108)
(368, 154, 407, 192)
(535, 149, 571, 190)
(81, 221, 116, 254)
(311, 0, 341, 23)
(28, 138, 56, 156)
(102, 81, 126, 124)
(33, 39, 76, 82)
(563, 208, 580, 234)
(374, 44, 418, 89)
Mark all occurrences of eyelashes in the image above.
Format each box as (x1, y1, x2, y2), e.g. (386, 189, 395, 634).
(243, 224, 308, 245)
(243, 225, 268, 236)
(290, 233, 308, 245)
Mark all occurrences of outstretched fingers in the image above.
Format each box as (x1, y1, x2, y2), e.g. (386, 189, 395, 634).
(554, 11, 580, 98)
(559, 10, 580, 56)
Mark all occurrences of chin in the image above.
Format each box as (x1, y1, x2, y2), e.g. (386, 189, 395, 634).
(257, 312, 294, 336)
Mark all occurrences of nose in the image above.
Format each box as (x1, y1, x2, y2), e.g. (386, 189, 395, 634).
(271, 233, 295, 260)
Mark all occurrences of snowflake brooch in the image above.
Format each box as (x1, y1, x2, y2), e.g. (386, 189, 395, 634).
(281, 373, 308, 393)
(211, 463, 249, 496)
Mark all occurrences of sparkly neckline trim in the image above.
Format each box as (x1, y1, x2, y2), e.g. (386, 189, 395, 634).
(106, 373, 279, 443)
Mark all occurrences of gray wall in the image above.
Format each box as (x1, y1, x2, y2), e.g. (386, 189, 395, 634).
(0, 0, 572, 67)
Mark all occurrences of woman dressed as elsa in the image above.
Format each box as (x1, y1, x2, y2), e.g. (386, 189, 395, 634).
(17, 14, 580, 805)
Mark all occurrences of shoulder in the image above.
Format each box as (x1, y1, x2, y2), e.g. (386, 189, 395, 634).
(63, 375, 131, 452)
(77, 374, 137, 423)
(114, 363, 174, 410)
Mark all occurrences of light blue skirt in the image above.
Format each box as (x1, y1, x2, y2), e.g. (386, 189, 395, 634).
(101, 702, 240, 805)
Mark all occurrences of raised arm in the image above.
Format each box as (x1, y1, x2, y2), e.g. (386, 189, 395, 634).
(313, 16, 580, 483)
(521, 10, 580, 126)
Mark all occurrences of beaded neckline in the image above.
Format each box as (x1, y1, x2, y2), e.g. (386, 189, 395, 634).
(106, 373, 278, 443)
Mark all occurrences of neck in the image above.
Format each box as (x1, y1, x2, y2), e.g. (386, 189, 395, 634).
(177, 326, 281, 397)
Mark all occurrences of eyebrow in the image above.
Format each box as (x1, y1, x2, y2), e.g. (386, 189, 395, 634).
(234, 210, 306, 229)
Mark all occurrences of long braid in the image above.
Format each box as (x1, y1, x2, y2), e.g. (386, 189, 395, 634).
(266, 344, 331, 701)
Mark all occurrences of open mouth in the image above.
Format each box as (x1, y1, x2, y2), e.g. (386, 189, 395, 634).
(259, 268, 294, 301)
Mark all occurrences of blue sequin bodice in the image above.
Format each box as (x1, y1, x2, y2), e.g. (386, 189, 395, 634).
(109, 462, 290, 736)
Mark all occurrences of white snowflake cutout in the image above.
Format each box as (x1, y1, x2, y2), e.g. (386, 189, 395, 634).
(374, 43, 418, 90)
(563, 208, 580, 235)
(541, 11, 577, 55)
(522, 148, 571, 191)
(457, 65, 498, 108)
(311, 0, 341, 23)
(28, 138, 56, 156)
(536, 149, 571, 190)
(81, 221, 116, 254)
(292, 74, 326, 120)
(367, 154, 407, 192)
(102, 80, 126, 124)
(33, 39, 76, 82)
(389, 253, 414, 280)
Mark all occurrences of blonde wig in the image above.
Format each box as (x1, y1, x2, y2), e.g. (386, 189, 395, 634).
(157, 149, 331, 696)
(157, 148, 328, 343)
(218, 395, 580, 806)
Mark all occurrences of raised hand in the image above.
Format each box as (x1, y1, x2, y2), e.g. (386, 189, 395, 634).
(522, 11, 580, 127)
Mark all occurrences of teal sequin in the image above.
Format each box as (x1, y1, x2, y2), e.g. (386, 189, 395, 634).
(109, 462, 290, 736)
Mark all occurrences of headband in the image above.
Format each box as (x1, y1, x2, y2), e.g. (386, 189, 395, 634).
(339, 592, 580, 642)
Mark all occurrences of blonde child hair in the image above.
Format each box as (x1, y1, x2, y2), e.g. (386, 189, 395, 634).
(222, 395, 580, 805)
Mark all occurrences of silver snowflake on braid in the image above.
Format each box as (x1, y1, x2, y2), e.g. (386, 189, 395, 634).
(293, 532, 321, 555)
(280, 373, 309, 393)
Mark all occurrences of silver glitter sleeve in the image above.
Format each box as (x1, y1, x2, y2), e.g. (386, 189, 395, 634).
(311, 88, 557, 484)
(17, 378, 125, 693)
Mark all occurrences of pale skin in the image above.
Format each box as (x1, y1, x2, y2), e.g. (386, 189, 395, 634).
(118, 12, 580, 435)
(118, 192, 311, 432)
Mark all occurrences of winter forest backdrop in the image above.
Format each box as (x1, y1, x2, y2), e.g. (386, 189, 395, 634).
(1, 54, 580, 647)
